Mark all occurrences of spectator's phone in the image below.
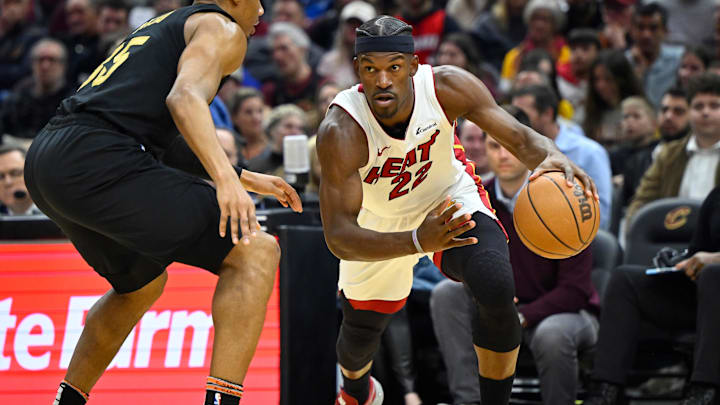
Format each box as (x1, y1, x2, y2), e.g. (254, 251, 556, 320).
(645, 267, 683, 275)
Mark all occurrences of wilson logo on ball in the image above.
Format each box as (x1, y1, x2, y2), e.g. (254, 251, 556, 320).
(573, 184, 593, 222)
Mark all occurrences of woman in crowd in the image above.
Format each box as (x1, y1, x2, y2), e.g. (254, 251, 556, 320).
(677, 47, 713, 91)
(584, 50, 645, 146)
(229, 87, 268, 165)
(248, 104, 308, 176)
(434, 33, 500, 97)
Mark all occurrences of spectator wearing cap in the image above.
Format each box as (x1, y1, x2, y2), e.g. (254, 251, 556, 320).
(317, 1, 376, 89)
(307, 0, 357, 50)
(599, 0, 634, 50)
(1, 38, 73, 145)
(262, 22, 324, 118)
(557, 29, 601, 124)
(470, 0, 528, 71)
(499, 0, 570, 94)
(395, 0, 462, 64)
(626, 2, 684, 107)
(0, 0, 46, 91)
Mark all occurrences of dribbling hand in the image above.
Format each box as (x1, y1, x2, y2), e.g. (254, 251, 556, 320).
(216, 175, 259, 245)
(529, 150, 599, 202)
(415, 196, 478, 253)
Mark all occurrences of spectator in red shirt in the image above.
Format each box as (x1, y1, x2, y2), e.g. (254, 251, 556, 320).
(395, 0, 461, 64)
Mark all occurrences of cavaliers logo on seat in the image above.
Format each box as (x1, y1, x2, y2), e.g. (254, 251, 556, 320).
(664, 206, 692, 230)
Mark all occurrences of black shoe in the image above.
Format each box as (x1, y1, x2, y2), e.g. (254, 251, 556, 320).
(583, 382, 622, 405)
(679, 385, 717, 405)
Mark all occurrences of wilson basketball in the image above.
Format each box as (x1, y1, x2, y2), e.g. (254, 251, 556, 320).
(513, 171, 600, 259)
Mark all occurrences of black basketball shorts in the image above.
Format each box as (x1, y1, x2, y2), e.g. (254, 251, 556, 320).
(24, 113, 236, 293)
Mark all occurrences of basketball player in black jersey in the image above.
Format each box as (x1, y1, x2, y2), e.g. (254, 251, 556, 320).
(25, 1, 301, 404)
(318, 17, 598, 405)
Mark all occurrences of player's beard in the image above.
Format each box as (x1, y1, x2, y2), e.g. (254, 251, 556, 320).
(372, 102, 399, 119)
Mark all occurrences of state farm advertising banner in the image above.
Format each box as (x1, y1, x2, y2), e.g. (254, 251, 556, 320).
(0, 243, 280, 404)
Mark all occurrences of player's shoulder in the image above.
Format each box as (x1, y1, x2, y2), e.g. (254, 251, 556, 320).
(317, 104, 364, 142)
(317, 105, 368, 163)
(185, 11, 246, 44)
(431, 64, 475, 89)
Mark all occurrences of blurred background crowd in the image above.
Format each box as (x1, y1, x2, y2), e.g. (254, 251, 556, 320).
(2, 0, 720, 404)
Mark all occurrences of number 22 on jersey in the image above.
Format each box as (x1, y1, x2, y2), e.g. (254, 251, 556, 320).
(79, 36, 150, 89)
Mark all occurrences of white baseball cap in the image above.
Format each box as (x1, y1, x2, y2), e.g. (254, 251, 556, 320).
(340, 1, 377, 23)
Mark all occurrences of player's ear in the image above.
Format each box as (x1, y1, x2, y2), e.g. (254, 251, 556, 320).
(353, 56, 359, 75)
(409, 55, 419, 76)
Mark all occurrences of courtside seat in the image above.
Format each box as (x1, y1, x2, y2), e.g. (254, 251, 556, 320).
(624, 198, 702, 266)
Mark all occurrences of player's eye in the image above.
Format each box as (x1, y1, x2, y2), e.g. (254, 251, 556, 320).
(391, 65, 400, 71)
(365, 66, 375, 73)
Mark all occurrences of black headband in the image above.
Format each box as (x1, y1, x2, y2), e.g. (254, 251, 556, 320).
(355, 35, 415, 55)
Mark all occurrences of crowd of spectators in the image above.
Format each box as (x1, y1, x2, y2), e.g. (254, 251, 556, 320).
(2, 0, 720, 403)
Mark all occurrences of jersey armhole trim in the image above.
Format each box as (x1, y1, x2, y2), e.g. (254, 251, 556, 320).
(328, 102, 373, 172)
(430, 65, 455, 127)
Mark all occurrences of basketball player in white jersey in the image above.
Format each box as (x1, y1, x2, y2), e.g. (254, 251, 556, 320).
(317, 16, 598, 405)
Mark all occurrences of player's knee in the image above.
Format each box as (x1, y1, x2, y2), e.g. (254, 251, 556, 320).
(225, 231, 280, 269)
(336, 326, 381, 371)
(462, 249, 515, 310)
(254, 231, 281, 262)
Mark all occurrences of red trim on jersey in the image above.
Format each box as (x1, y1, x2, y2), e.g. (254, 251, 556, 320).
(329, 103, 371, 164)
(431, 66, 453, 124)
(432, 251, 462, 282)
(347, 296, 408, 314)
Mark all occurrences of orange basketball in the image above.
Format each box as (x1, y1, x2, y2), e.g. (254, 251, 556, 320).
(513, 171, 600, 259)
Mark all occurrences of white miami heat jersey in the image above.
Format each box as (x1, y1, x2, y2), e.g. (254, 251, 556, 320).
(329, 64, 496, 301)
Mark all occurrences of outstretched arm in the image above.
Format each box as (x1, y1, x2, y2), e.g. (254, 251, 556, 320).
(317, 107, 476, 261)
(434, 65, 598, 199)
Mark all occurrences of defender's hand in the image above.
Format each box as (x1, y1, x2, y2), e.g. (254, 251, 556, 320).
(415, 196, 478, 253)
(240, 170, 303, 213)
(529, 150, 599, 201)
(216, 175, 259, 245)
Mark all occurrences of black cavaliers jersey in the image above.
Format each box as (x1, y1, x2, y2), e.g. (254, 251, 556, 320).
(60, 4, 236, 151)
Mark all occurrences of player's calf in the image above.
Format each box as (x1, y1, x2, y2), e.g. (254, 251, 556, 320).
(206, 232, 280, 404)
